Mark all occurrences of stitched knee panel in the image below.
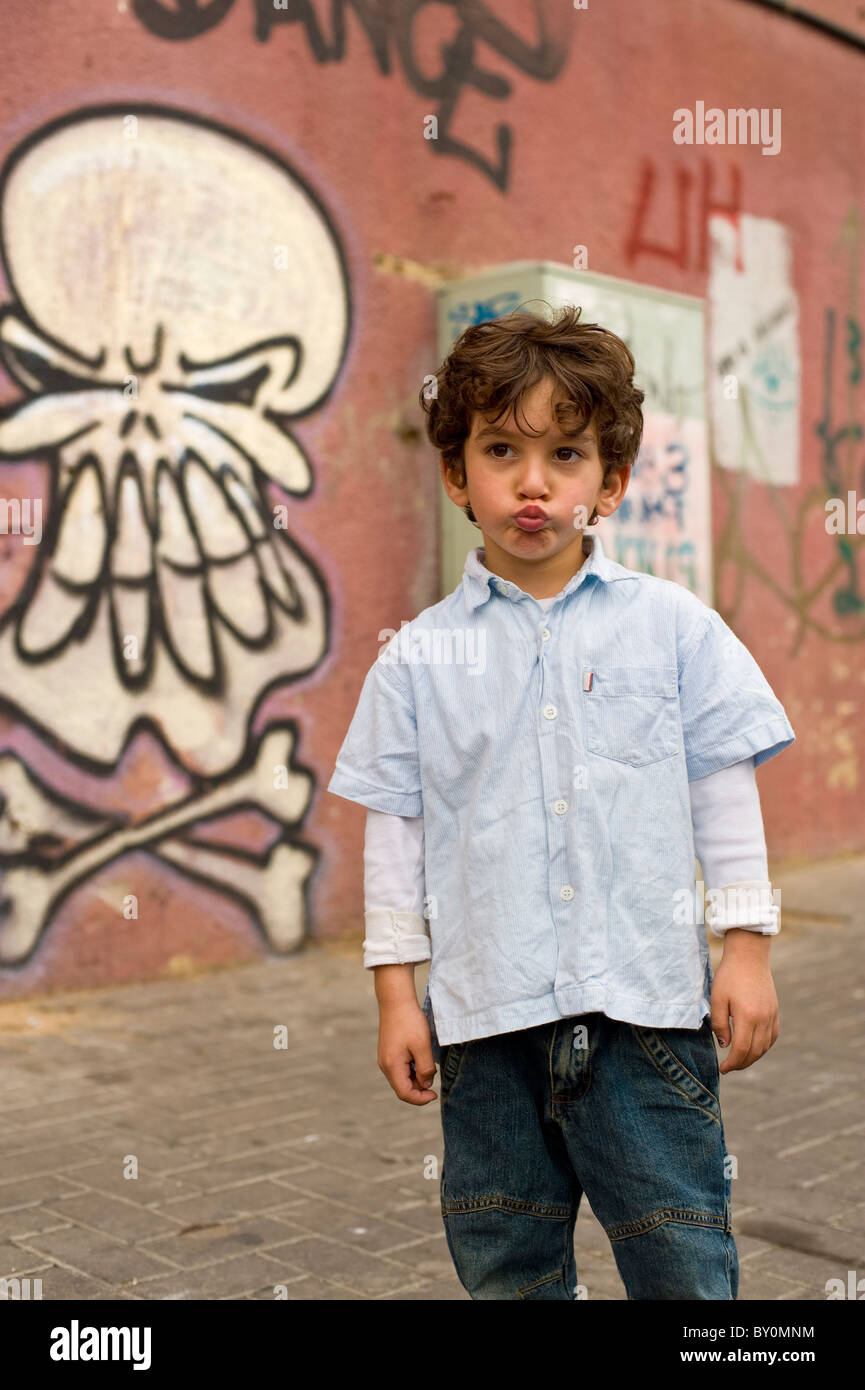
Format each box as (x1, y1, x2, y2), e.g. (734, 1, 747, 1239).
(606, 1207, 736, 1300)
(441, 1198, 577, 1301)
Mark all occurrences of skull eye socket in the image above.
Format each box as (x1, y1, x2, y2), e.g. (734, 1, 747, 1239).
(1, 344, 103, 395)
(165, 363, 271, 409)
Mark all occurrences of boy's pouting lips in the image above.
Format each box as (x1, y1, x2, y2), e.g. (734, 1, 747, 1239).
(440, 373, 631, 602)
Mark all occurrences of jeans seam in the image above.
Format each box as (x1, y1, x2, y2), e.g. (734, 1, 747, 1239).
(518, 1269, 566, 1299)
(607, 1206, 727, 1241)
(442, 1195, 574, 1219)
(548, 1021, 557, 1106)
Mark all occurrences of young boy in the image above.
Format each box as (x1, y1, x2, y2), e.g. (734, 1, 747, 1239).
(327, 305, 795, 1300)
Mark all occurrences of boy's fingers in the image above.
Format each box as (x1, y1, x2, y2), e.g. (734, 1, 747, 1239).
(411, 1048, 437, 1091)
(710, 996, 730, 1047)
(390, 1063, 429, 1104)
(719, 1020, 756, 1072)
(751, 1022, 775, 1064)
(388, 1051, 438, 1105)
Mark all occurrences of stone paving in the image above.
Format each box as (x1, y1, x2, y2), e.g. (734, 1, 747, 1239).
(0, 853, 862, 1300)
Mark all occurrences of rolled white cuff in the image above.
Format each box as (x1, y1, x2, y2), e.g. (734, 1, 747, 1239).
(362, 908, 431, 968)
(705, 880, 780, 937)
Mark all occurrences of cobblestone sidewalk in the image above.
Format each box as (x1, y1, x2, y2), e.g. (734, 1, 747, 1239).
(0, 854, 862, 1300)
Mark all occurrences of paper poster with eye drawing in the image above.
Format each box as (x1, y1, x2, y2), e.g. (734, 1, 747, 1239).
(0, 107, 350, 971)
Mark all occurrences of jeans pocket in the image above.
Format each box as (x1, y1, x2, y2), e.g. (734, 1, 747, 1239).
(440, 1040, 467, 1098)
(583, 664, 681, 767)
(630, 1019, 720, 1115)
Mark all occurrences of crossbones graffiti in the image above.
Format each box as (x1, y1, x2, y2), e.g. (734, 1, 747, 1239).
(0, 106, 350, 965)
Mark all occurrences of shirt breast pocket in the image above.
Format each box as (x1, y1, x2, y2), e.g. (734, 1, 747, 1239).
(583, 664, 681, 767)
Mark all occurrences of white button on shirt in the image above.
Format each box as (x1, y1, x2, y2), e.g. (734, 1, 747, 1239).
(328, 533, 795, 1045)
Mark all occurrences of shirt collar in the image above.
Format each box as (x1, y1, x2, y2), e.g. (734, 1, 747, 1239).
(461, 530, 635, 611)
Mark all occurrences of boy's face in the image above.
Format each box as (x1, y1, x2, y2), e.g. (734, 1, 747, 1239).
(440, 375, 630, 589)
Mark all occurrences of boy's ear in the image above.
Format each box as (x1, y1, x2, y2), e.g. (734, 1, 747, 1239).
(440, 453, 468, 504)
(595, 462, 632, 520)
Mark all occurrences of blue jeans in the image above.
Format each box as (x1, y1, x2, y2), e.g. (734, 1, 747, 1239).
(434, 1011, 738, 1300)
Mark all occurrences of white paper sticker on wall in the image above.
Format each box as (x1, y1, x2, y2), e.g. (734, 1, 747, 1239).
(595, 412, 711, 604)
(708, 213, 800, 486)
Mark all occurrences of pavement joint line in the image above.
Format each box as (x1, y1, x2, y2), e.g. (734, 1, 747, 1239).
(13, 1226, 187, 1269)
(0, 1261, 55, 1279)
(128, 1235, 336, 1274)
(268, 1211, 447, 1243)
(374, 1234, 449, 1257)
(228, 1228, 422, 1267)
(755, 1095, 853, 1131)
(132, 1215, 305, 1243)
(251, 1254, 432, 1300)
(35, 1175, 204, 1200)
(263, 1168, 405, 1195)
(115, 1107, 325, 1147)
(154, 1173, 322, 1198)
(0, 1154, 144, 1179)
(800, 1158, 863, 1187)
(150, 1159, 321, 1186)
(60, 1117, 324, 1162)
(40, 1198, 193, 1229)
(0, 1104, 140, 1131)
(746, 1266, 833, 1294)
(5, 1243, 177, 1285)
(0, 1249, 87, 1279)
(55, 1159, 317, 1193)
(2, 1221, 77, 1238)
(777, 1120, 865, 1157)
(178, 1098, 326, 1122)
(369, 1281, 439, 1299)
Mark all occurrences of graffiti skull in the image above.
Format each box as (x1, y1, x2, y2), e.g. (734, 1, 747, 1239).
(0, 107, 349, 776)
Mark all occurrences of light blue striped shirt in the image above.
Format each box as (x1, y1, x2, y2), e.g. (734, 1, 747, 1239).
(327, 533, 795, 1045)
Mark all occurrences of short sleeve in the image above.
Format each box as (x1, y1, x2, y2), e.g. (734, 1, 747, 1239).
(327, 653, 423, 816)
(678, 607, 795, 782)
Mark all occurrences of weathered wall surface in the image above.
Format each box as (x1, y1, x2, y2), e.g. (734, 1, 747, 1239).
(0, 1, 861, 995)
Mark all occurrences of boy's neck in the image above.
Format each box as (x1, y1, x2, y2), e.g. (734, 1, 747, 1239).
(479, 530, 591, 600)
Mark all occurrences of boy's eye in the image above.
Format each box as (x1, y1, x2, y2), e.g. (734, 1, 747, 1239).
(485, 444, 584, 461)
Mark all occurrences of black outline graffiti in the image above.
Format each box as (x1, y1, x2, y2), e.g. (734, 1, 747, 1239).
(736, 0, 865, 54)
(130, 0, 570, 191)
(0, 104, 349, 966)
(0, 103, 349, 701)
(0, 719, 320, 970)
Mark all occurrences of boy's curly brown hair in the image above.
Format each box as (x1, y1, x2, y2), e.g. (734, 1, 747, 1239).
(419, 302, 645, 527)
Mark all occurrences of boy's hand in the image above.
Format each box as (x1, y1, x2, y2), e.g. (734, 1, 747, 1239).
(710, 930, 779, 1073)
(377, 998, 438, 1105)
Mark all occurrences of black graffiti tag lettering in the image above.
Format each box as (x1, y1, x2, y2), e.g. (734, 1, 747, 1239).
(131, 0, 569, 190)
(132, 0, 237, 40)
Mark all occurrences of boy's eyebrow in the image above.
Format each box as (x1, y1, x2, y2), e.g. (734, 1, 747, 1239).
(474, 423, 596, 441)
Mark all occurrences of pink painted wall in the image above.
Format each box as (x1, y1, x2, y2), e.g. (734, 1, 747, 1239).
(0, 0, 861, 996)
